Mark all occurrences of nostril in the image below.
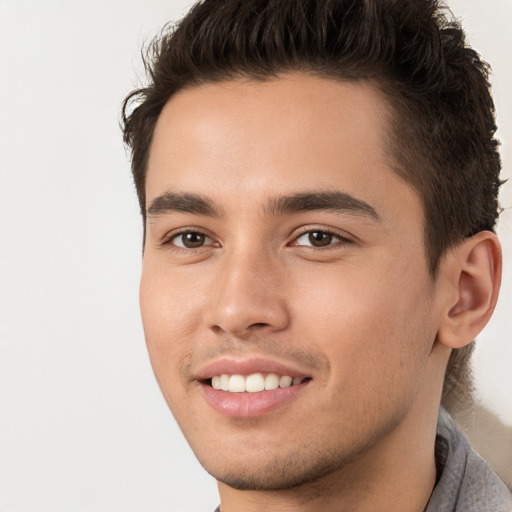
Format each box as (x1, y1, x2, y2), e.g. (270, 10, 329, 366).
(210, 325, 224, 335)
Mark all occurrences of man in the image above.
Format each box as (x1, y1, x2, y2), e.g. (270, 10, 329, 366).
(122, 0, 512, 510)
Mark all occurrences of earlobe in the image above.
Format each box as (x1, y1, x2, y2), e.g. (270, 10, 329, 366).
(437, 231, 502, 349)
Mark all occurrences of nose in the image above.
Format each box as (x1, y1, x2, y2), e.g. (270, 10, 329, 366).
(206, 247, 290, 339)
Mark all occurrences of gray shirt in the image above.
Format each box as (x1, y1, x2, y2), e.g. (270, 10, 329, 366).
(213, 409, 512, 511)
(425, 408, 511, 511)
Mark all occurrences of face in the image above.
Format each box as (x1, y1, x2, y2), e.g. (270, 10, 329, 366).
(141, 74, 442, 490)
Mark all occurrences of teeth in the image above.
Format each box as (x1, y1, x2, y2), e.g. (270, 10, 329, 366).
(279, 375, 292, 388)
(210, 372, 306, 392)
(229, 374, 246, 393)
(245, 373, 265, 392)
(265, 373, 279, 390)
(219, 374, 230, 391)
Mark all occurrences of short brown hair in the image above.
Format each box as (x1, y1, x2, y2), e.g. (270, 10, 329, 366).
(122, 0, 502, 412)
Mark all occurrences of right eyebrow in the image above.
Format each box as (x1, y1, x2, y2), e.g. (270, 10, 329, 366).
(265, 191, 380, 221)
(147, 192, 220, 218)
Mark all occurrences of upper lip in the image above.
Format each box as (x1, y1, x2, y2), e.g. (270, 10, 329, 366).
(195, 357, 311, 381)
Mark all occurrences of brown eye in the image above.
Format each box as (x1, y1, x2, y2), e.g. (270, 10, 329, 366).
(172, 232, 210, 249)
(294, 230, 345, 248)
(308, 231, 333, 247)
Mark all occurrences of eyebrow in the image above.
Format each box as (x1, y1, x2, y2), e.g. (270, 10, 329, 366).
(265, 191, 380, 220)
(147, 190, 380, 221)
(147, 192, 220, 218)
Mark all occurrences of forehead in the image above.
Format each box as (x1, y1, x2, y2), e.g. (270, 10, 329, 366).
(146, 74, 420, 225)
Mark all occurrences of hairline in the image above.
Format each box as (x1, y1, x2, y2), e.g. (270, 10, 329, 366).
(140, 71, 439, 277)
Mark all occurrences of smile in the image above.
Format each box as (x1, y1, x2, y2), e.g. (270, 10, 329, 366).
(210, 373, 308, 393)
(197, 357, 313, 417)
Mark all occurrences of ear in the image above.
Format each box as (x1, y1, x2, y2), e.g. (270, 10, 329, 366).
(437, 231, 502, 349)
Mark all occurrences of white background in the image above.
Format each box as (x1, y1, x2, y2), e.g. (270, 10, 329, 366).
(0, 1, 510, 510)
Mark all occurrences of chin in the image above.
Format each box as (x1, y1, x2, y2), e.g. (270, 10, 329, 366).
(196, 441, 365, 492)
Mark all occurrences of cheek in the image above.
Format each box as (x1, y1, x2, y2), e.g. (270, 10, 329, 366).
(140, 257, 208, 333)
(139, 263, 206, 390)
(291, 260, 434, 389)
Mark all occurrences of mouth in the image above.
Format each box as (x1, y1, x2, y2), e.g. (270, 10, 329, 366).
(196, 357, 313, 417)
(207, 372, 311, 393)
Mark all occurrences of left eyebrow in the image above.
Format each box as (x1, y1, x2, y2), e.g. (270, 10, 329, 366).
(147, 192, 220, 218)
(265, 191, 380, 221)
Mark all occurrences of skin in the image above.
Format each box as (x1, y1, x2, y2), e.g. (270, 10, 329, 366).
(140, 74, 501, 511)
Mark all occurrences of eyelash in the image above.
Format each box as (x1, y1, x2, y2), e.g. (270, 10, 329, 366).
(161, 227, 354, 251)
(291, 227, 354, 249)
(162, 230, 216, 250)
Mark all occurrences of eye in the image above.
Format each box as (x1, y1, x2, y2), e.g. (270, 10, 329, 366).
(169, 231, 213, 249)
(293, 230, 345, 248)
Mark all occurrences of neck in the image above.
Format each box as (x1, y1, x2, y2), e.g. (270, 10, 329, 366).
(217, 343, 450, 512)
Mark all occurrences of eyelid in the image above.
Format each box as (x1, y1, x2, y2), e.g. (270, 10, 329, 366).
(290, 226, 356, 247)
(161, 227, 218, 248)
(158, 225, 355, 250)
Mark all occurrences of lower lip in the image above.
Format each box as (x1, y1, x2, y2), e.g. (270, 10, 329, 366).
(200, 382, 308, 418)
